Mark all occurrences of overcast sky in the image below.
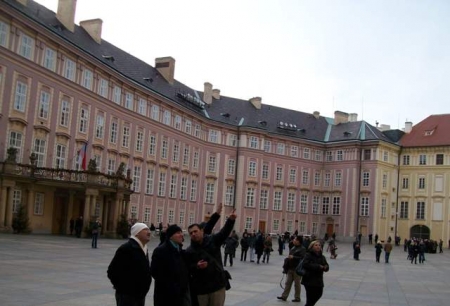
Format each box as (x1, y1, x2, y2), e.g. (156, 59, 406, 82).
(34, 0, 450, 130)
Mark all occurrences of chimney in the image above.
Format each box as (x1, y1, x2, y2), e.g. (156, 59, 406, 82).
(80, 19, 103, 44)
(348, 113, 358, 122)
(334, 110, 349, 125)
(17, 0, 28, 6)
(212, 89, 221, 100)
(405, 121, 413, 133)
(203, 82, 213, 105)
(57, 0, 77, 33)
(313, 111, 320, 119)
(379, 124, 391, 131)
(155, 57, 175, 85)
(249, 97, 262, 110)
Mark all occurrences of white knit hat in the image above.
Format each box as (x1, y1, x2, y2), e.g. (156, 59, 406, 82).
(131, 223, 149, 237)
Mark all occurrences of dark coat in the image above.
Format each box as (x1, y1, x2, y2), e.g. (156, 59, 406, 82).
(107, 239, 151, 298)
(224, 236, 238, 254)
(301, 250, 329, 288)
(287, 245, 306, 270)
(151, 241, 190, 306)
(254, 235, 264, 255)
(186, 218, 235, 295)
(240, 236, 249, 250)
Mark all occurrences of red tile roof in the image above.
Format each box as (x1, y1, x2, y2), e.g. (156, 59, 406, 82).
(400, 114, 450, 147)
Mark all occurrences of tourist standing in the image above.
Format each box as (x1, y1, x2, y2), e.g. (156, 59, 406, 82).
(374, 241, 383, 263)
(384, 240, 393, 263)
(262, 235, 273, 263)
(301, 240, 329, 306)
(277, 236, 305, 302)
(91, 218, 101, 248)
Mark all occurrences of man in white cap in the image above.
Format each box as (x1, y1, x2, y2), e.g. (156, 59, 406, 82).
(107, 222, 152, 306)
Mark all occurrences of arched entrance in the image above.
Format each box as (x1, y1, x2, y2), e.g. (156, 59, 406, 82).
(410, 225, 430, 239)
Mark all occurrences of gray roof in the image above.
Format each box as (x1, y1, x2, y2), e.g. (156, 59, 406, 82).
(7, 0, 397, 146)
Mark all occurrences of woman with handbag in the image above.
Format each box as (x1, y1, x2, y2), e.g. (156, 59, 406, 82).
(301, 240, 329, 306)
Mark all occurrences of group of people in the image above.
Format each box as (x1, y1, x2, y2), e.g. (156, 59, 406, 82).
(107, 203, 236, 306)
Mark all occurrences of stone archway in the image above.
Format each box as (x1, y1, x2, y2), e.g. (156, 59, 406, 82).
(410, 224, 430, 239)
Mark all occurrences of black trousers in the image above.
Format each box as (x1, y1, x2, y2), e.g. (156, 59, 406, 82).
(115, 292, 145, 306)
(304, 285, 323, 306)
(241, 249, 248, 261)
(224, 253, 233, 266)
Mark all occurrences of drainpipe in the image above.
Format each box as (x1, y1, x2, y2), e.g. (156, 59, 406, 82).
(394, 147, 402, 241)
(355, 144, 362, 238)
(233, 126, 240, 209)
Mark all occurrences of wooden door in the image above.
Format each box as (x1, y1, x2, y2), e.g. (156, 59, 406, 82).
(258, 220, 266, 233)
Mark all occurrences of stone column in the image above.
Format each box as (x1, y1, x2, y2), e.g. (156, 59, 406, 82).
(91, 195, 98, 217)
(102, 199, 109, 232)
(83, 194, 91, 223)
(27, 188, 35, 221)
(66, 191, 74, 234)
(0, 186, 7, 227)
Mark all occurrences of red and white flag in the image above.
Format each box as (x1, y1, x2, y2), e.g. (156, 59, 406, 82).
(77, 143, 87, 170)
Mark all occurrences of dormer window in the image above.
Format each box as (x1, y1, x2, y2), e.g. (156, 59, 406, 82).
(424, 130, 434, 136)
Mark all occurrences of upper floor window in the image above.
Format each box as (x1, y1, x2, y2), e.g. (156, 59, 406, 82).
(276, 143, 285, 155)
(122, 126, 130, 148)
(163, 110, 171, 125)
(63, 58, 76, 81)
(249, 136, 259, 149)
(112, 86, 121, 104)
(185, 120, 192, 134)
(436, 154, 444, 165)
(291, 146, 298, 157)
(262, 163, 269, 179)
(326, 151, 333, 162)
(209, 130, 218, 143)
(362, 171, 370, 187)
(335, 172, 342, 187)
(336, 150, 343, 161)
(276, 166, 283, 181)
(248, 161, 257, 177)
(264, 140, 271, 153)
(9, 131, 23, 162)
(60, 98, 70, 127)
(315, 150, 322, 161)
(174, 115, 182, 130)
(135, 98, 146, 115)
(324, 172, 331, 187)
(303, 148, 310, 159)
(383, 151, 389, 162)
(82, 69, 93, 90)
(302, 170, 309, 185)
(14, 81, 27, 112)
(98, 78, 109, 98)
(363, 149, 371, 160)
(136, 131, 144, 152)
(95, 113, 104, 139)
(403, 155, 410, 165)
(43, 47, 56, 71)
(289, 168, 296, 184)
(79, 107, 89, 133)
(360, 197, 369, 216)
(416, 201, 425, 220)
(227, 159, 235, 175)
(419, 154, 427, 165)
(400, 201, 409, 219)
(194, 124, 201, 138)
(125, 92, 134, 110)
(382, 173, 387, 189)
(0, 20, 10, 47)
(229, 134, 237, 146)
(402, 177, 409, 189)
(208, 155, 216, 172)
(151, 105, 160, 121)
(418, 177, 425, 189)
(18, 33, 34, 59)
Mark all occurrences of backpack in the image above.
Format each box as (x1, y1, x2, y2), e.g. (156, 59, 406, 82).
(295, 258, 306, 276)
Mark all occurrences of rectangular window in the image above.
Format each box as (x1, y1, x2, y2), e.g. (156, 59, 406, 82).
(107, 159, 116, 175)
(208, 155, 217, 172)
(287, 220, 293, 233)
(113, 86, 121, 104)
(179, 211, 185, 227)
(276, 143, 285, 155)
(314, 172, 321, 186)
(262, 163, 269, 180)
(312, 196, 320, 214)
(169, 173, 178, 198)
(174, 115, 182, 130)
(205, 183, 215, 204)
(135, 131, 144, 152)
(95, 114, 104, 139)
(144, 207, 151, 223)
(315, 150, 322, 161)
(335, 172, 342, 187)
(0, 20, 10, 47)
(193, 151, 199, 169)
(194, 124, 201, 138)
(98, 78, 109, 98)
(302, 170, 309, 185)
(360, 197, 369, 216)
(402, 177, 409, 189)
(138, 98, 147, 115)
(246, 187, 255, 207)
(324, 172, 331, 187)
(363, 149, 371, 160)
(38, 90, 50, 119)
(158, 172, 166, 196)
(163, 110, 171, 125)
(161, 139, 168, 159)
(19, 34, 34, 59)
(264, 140, 271, 153)
(43, 47, 56, 71)
(149, 135, 156, 156)
(436, 154, 444, 165)
(172, 142, 180, 163)
(419, 154, 427, 165)
(260, 189, 268, 209)
(124, 92, 134, 110)
(110, 121, 118, 144)
(300, 194, 308, 213)
(180, 177, 188, 200)
(383, 151, 389, 162)
(122, 126, 130, 148)
(403, 155, 410, 165)
(322, 197, 330, 215)
(229, 134, 237, 147)
(381, 198, 387, 218)
(287, 192, 295, 212)
(190, 179, 197, 201)
(276, 166, 283, 181)
(227, 159, 235, 175)
(183, 145, 190, 166)
(60, 99, 70, 127)
(416, 201, 425, 220)
(303, 148, 310, 159)
(225, 185, 234, 206)
(168, 210, 174, 224)
(332, 197, 340, 215)
(418, 177, 426, 189)
(289, 168, 296, 184)
(312, 222, 318, 234)
(79, 107, 89, 133)
(133, 166, 141, 192)
(54, 144, 66, 169)
(14, 81, 27, 112)
(151, 105, 160, 121)
(336, 150, 343, 161)
(12, 189, 22, 214)
(34, 138, 46, 167)
(248, 161, 257, 177)
(382, 173, 387, 189)
(185, 120, 192, 134)
(299, 221, 306, 233)
(273, 191, 282, 210)
(273, 219, 280, 232)
(145, 169, 154, 194)
(34, 192, 44, 215)
(189, 213, 194, 226)
(157, 209, 163, 224)
(362, 171, 370, 187)
(326, 151, 333, 162)
(291, 145, 298, 157)
(9, 131, 23, 162)
(245, 217, 253, 230)
(400, 201, 409, 219)
(64, 58, 76, 81)
(249, 136, 259, 149)
(209, 130, 218, 143)
(82, 69, 93, 90)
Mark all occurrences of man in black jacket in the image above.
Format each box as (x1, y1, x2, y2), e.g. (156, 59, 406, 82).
(278, 236, 306, 302)
(151, 224, 190, 306)
(107, 223, 152, 306)
(186, 209, 237, 306)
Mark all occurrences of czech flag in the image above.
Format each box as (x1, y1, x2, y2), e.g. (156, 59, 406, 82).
(78, 143, 87, 170)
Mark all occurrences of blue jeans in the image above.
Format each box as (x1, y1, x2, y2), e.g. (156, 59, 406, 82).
(91, 233, 98, 248)
(385, 252, 391, 263)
